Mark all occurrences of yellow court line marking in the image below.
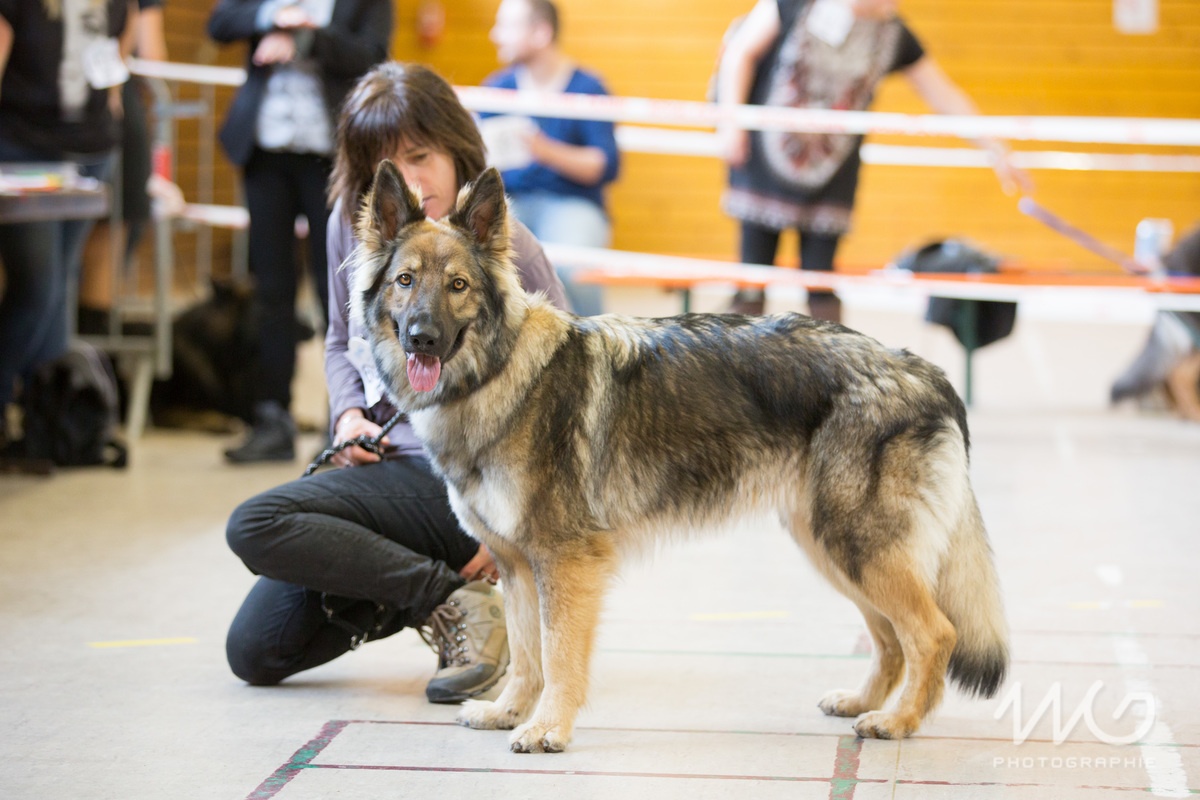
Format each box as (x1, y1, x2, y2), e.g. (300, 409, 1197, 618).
(1069, 600, 1164, 611)
(689, 611, 789, 622)
(88, 637, 198, 649)
(1070, 602, 1111, 610)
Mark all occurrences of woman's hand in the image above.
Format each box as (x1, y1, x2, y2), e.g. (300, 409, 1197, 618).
(987, 145, 1035, 197)
(459, 544, 500, 583)
(719, 126, 750, 167)
(252, 31, 297, 66)
(331, 410, 389, 467)
(273, 5, 317, 30)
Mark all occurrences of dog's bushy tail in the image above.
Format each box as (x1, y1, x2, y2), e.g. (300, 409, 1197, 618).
(937, 496, 1009, 698)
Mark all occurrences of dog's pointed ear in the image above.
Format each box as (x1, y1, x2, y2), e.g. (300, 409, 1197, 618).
(449, 168, 508, 253)
(356, 159, 424, 251)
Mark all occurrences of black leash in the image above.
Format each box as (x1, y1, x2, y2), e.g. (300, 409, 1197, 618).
(302, 410, 406, 477)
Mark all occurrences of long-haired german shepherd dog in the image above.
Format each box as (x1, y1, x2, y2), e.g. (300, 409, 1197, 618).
(352, 161, 1009, 753)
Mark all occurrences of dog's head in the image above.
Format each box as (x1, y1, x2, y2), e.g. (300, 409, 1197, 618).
(350, 161, 528, 408)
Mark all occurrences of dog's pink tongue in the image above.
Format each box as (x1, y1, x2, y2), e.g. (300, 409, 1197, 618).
(406, 353, 441, 392)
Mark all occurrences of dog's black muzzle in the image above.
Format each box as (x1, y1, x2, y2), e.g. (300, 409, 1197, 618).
(404, 311, 444, 357)
(396, 310, 468, 362)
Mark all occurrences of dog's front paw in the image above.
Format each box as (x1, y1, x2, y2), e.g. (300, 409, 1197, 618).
(853, 711, 918, 740)
(819, 689, 871, 718)
(457, 699, 523, 730)
(509, 719, 570, 753)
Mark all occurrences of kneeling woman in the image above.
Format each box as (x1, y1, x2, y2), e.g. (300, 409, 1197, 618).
(224, 63, 569, 701)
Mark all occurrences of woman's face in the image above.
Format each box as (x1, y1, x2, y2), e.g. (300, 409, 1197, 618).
(389, 139, 458, 220)
(852, 0, 898, 20)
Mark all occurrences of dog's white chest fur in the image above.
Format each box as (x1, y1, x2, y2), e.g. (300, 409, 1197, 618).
(409, 408, 525, 541)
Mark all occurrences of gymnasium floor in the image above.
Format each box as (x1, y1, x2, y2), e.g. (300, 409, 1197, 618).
(1, 292, 1197, 799)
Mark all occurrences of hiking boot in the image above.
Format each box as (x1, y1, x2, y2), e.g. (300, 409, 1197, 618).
(224, 401, 295, 463)
(420, 580, 509, 704)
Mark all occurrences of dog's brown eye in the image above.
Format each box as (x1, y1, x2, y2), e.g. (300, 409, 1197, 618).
(397, 273, 412, 287)
(451, 278, 468, 292)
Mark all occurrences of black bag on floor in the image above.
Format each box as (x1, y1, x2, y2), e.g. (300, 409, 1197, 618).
(894, 239, 1017, 349)
(22, 342, 128, 468)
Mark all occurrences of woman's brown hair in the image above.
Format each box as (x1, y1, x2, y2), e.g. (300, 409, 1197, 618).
(328, 62, 487, 216)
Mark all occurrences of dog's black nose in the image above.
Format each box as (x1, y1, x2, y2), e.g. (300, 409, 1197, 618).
(407, 318, 441, 354)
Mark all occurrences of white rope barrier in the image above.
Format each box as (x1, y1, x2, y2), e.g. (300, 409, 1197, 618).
(616, 126, 1200, 173)
(131, 60, 1200, 149)
(457, 85, 1200, 147)
(130, 58, 246, 87)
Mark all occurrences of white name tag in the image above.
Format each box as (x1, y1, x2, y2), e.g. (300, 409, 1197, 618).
(479, 115, 537, 172)
(82, 38, 130, 89)
(806, 0, 856, 47)
(348, 336, 386, 407)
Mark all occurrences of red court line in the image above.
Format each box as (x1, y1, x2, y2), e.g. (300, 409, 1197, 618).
(896, 779, 1187, 793)
(341, 719, 833, 738)
(305, 763, 862, 783)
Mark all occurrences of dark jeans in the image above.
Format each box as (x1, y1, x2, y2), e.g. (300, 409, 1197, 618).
(225, 454, 480, 685)
(739, 222, 842, 318)
(0, 137, 114, 407)
(739, 221, 841, 276)
(242, 148, 332, 410)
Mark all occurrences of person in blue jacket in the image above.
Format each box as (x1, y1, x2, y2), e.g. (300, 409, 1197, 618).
(483, 0, 618, 316)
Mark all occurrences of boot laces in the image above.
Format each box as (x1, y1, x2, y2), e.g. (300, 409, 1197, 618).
(418, 598, 473, 668)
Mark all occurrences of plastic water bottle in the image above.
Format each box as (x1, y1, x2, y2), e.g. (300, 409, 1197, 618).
(1134, 218, 1173, 277)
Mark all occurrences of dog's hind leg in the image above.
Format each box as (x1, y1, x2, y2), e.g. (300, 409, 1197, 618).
(509, 541, 617, 753)
(818, 604, 905, 718)
(781, 505, 905, 719)
(459, 548, 543, 731)
(847, 556, 956, 740)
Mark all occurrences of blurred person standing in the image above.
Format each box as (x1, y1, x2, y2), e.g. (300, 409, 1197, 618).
(77, 0, 167, 330)
(207, 0, 390, 463)
(0, 0, 133, 440)
(482, 0, 618, 316)
(717, 0, 1030, 322)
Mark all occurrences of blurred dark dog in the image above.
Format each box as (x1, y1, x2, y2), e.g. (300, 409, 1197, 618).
(82, 280, 314, 431)
(1111, 226, 1200, 422)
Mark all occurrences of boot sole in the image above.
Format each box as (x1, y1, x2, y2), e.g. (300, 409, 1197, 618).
(426, 647, 510, 705)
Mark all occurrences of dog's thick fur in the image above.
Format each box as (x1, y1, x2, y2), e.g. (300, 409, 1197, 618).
(352, 161, 1009, 753)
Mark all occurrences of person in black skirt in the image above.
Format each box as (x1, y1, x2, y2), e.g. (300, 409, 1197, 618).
(716, 0, 1031, 322)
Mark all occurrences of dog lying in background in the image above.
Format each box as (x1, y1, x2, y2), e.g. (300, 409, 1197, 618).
(1111, 224, 1200, 422)
(352, 162, 1009, 753)
(1111, 312, 1200, 422)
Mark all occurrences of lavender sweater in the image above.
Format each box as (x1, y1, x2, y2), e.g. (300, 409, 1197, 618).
(324, 199, 570, 456)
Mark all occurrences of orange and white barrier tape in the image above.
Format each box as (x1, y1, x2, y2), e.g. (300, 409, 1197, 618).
(548, 243, 1200, 315)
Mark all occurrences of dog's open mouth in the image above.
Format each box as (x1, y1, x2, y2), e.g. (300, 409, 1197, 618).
(402, 325, 468, 393)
